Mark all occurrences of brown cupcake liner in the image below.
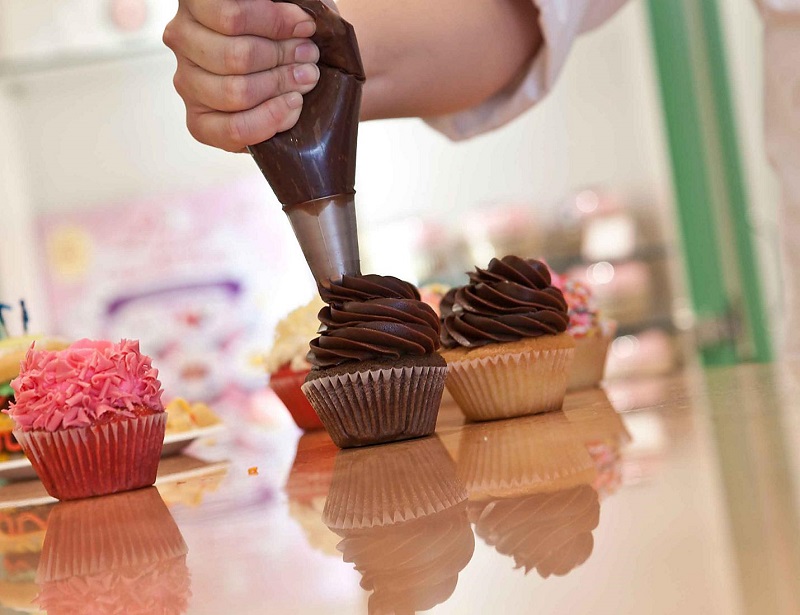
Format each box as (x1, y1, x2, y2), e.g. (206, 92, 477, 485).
(37, 487, 187, 583)
(456, 413, 597, 501)
(323, 437, 467, 531)
(301, 365, 448, 448)
(14, 413, 167, 501)
(445, 347, 573, 421)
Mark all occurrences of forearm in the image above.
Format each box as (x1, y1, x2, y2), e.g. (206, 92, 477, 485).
(336, 0, 543, 120)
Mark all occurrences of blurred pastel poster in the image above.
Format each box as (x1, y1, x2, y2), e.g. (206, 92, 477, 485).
(36, 176, 316, 403)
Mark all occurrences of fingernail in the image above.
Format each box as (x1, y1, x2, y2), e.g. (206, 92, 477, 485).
(292, 21, 316, 38)
(294, 42, 319, 64)
(293, 63, 319, 85)
(286, 92, 303, 109)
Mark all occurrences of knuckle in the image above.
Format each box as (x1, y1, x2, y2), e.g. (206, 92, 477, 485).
(223, 75, 251, 109)
(172, 70, 186, 96)
(162, 21, 180, 50)
(217, 1, 246, 35)
(186, 114, 208, 145)
(224, 38, 253, 74)
(226, 114, 247, 149)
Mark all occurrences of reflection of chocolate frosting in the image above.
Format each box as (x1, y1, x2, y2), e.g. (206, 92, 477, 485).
(336, 501, 475, 615)
(308, 275, 441, 369)
(441, 256, 569, 349)
(322, 437, 473, 614)
(470, 485, 599, 578)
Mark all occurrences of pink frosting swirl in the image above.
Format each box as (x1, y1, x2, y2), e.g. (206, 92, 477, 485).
(8, 339, 164, 432)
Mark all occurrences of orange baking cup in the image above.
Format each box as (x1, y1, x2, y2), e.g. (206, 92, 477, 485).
(270, 364, 325, 431)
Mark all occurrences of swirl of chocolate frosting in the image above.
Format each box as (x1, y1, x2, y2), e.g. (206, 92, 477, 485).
(308, 275, 441, 368)
(441, 256, 569, 349)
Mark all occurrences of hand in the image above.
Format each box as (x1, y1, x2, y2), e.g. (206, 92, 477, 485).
(163, 0, 321, 152)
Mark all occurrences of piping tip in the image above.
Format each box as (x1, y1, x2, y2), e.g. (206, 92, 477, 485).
(283, 194, 361, 283)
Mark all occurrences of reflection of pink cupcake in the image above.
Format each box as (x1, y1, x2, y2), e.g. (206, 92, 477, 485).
(265, 298, 326, 431)
(323, 438, 473, 613)
(36, 487, 190, 614)
(550, 272, 616, 391)
(8, 339, 166, 500)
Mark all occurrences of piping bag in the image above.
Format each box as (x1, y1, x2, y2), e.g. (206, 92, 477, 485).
(248, 0, 365, 284)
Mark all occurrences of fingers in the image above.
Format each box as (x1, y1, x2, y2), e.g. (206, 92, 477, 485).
(184, 0, 315, 39)
(186, 92, 305, 152)
(174, 62, 320, 112)
(164, 15, 319, 75)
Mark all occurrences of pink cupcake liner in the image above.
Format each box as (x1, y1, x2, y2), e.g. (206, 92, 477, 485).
(14, 413, 167, 501)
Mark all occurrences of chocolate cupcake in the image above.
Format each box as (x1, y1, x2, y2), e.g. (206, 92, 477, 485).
(441, 256, 575, 421)
(322, 437, 473, 613)
(301, 275, 447, 448)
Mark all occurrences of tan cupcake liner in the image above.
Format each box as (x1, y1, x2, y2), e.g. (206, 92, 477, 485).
(456, 413, 597, 501)
(301, 365, 448, 448)
(15, 413, 167, 500)
(567, 333, 614, 391)
(323, 437, 467, 531)
(37, 487, 187, 583)
(445, 347, 573, 421)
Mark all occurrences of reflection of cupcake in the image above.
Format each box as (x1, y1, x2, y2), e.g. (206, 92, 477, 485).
(0, 504, 54, 613)
(456, 411, 597, 501)
(469, 485, 599, 578)
(550, 272, 616, 391)
(36, 487, 190, 614)
(441, 256, 574, 421)
(265, 298, 326, 431)
(284, 432, 340, 556)
(302, 276, 447, 448)
(562, 388, 630, 498)
(455, 402, 620, 578)
(323, 437, 473, 614)
(8, 339, 166, 500)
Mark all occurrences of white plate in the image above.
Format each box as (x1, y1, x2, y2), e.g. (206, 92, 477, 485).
(162, 423, 226, 456)
(0, 455, 231, 509)
(0, 423, 226, 482)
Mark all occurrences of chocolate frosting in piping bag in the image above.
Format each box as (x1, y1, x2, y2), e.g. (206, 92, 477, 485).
(248, 0, 365, 283)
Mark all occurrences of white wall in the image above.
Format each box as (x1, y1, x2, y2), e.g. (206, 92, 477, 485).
(1, 0, 674, 324)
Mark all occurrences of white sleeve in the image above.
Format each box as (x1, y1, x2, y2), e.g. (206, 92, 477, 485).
(425, 0, 629, 140)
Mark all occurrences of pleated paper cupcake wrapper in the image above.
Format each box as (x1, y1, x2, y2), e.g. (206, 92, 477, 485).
(301, 365, 448, 449)
(270, 369, 325, 431)
(445, 347, 574, 422)
(37, 486, 187, 583)
(14, 413, 167, 501)
(567, 333, 613, 392)
(456, 414, 597, 501)
(323, 437, 467, 531)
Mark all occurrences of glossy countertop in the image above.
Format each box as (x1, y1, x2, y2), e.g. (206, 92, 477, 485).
(0, 362, 799, 614)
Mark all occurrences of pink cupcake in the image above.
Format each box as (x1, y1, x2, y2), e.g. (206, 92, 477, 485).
(7, 339, 166, 500)
(550, 272, 616, 391)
